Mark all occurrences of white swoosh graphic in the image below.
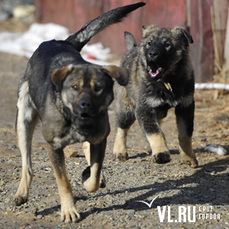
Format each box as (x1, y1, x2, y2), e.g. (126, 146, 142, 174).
(136, 195, 159, 208)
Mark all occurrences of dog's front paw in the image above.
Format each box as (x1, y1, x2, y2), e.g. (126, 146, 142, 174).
(61, 201, 81, 223)
(114, 152, 129, 162)
(153, 152, 171, 164)
(13, 195, 28, 206)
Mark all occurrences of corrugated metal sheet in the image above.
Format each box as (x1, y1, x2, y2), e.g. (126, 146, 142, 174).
(34, 0, 229, 82)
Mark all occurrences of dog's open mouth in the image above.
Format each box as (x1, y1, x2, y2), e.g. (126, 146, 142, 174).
(77, 112, 91, 120)
(148, 64, 163, 78)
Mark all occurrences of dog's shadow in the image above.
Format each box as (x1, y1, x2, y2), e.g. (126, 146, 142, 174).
(36, 147, 229, 222)
(80, 150, 229, 221)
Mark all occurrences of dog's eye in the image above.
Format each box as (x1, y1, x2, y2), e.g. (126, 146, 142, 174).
(94, 85, 103, 93)
(148, 41, 152, 46)
(72, 85, 79, 90)
(164, 42, 171, 49)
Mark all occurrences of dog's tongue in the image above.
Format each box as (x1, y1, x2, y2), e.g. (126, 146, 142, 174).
(149, 67, 162, 77)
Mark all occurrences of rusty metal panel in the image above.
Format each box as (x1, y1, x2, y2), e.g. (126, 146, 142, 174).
(34, 0, 229, 82)
(211, 0, 229, 71)
(189, 0, 229, 82)
(34, 0, 187, 54)
(189, 0, 214, 83)
(97, 0, 187, 57)
(140, 0, 187, 28)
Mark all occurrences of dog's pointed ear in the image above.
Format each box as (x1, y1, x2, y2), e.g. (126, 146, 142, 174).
(124, 31, 137, 50)
(172, 26, 193, 44)
(103, 65, 129, 86)
(142, 25, 146, 31)
(50, 64, 74, 90)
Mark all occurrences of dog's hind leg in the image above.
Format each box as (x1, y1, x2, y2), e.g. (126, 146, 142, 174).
(113, 92, 136, 161)
(82, 139, 106, 192)
(175, 101, 198, 168)
(13, 81, 38, 206)
(83, 141, 106, 188)
(113, 127, 130, 161)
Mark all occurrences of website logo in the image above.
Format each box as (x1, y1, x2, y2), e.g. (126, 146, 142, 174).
(136, 195, 158, 208)
(136, 195, 221, 224)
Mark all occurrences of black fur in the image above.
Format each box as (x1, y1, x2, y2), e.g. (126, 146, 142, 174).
(113, 25, 198, 168)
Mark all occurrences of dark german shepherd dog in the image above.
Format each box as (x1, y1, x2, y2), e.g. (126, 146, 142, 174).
(13, 2, 145, 223)
(114, 25, 198, 168)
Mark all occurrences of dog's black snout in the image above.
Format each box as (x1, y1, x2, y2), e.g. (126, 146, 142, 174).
(80, 99, 91, 109)
(149, 51, 158, 58)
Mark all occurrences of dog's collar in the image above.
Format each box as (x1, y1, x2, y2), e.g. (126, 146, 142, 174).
(164, 82, 173, 92)
(157, 79, 173, 92)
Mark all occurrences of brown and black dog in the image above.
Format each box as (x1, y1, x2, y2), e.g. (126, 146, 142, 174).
(114, 25, 198, 168)
(13, 2, 145, 223)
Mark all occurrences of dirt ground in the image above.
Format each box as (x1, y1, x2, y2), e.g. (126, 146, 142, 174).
(0, 19, 229, 229)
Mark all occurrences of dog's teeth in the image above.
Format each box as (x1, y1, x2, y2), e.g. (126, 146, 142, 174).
(149, 68, 160, 77)
(149, 69, 154, 77)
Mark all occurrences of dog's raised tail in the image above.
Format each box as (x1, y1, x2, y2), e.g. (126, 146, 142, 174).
(65, 2, 145, 51)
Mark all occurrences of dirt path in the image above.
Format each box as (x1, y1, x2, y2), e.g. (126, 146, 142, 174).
(0, 50, 228, 229)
